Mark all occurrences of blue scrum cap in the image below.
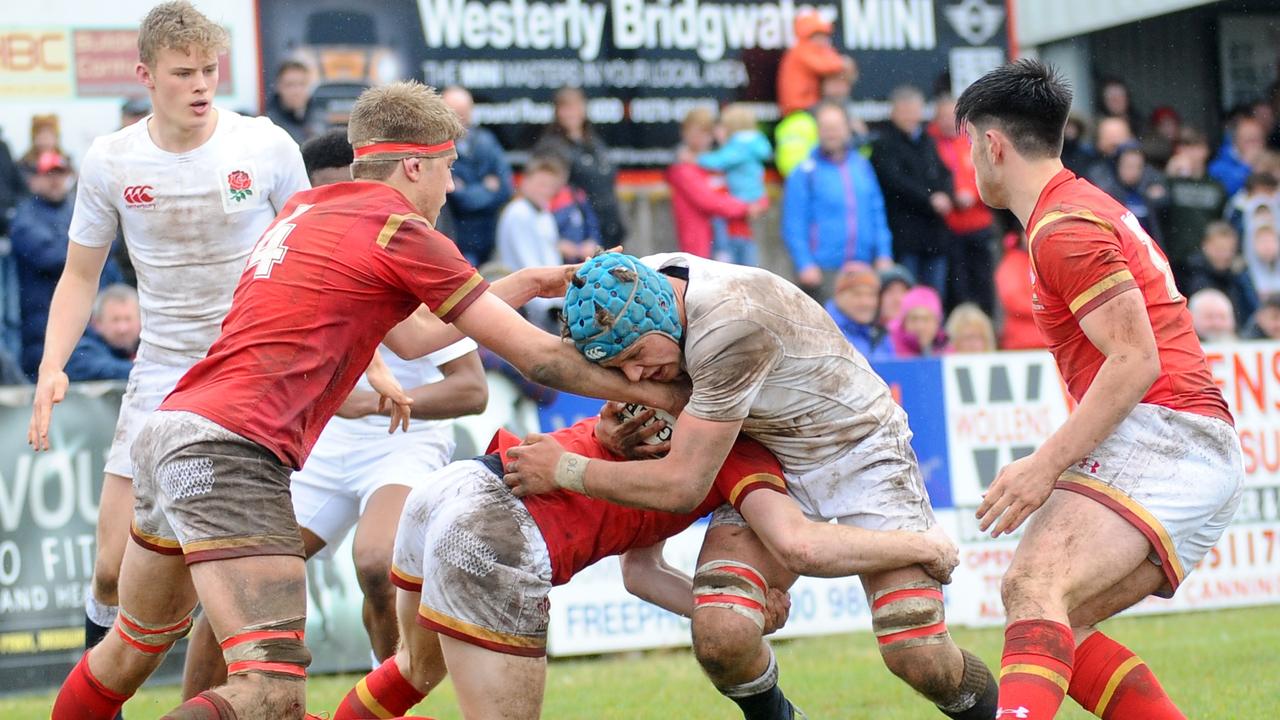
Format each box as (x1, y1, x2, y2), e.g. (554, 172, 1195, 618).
(563, 253, 683, 363)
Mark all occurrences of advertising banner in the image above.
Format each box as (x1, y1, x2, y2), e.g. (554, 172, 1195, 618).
(257, 0, 1010, 165)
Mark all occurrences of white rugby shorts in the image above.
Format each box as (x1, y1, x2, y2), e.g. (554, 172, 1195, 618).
(1056, 403, 1244, 597)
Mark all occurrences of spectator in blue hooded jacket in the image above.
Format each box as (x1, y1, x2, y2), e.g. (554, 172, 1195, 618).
(442, 86, 514, 265)
(783, 101, 893, 302)
(10, 151, 121, 378)
(1210, 116, 1266, 196)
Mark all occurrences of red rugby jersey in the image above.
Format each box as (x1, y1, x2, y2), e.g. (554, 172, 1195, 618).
(491, 419, 787, 586)
(162, 181, 488, 468)
(1027, 169, 1231, 425)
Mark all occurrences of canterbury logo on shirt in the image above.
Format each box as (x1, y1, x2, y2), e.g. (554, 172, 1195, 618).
(123, 185, 156, 207)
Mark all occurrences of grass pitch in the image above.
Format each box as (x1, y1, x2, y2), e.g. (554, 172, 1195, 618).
(5, 604, 1278, 718)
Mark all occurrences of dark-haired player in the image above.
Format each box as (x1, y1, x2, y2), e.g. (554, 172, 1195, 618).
(957, 59, 1243, 719)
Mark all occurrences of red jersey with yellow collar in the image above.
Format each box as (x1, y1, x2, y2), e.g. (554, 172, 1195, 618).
(1026, 169, 1231, 425)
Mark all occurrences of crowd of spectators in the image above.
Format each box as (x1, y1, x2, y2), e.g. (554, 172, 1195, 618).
(5, 12, 1280, 386)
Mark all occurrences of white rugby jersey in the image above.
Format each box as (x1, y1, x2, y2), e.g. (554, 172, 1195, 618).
(641, 253, 905, 475)
(344, 339, 480, 435)
(70, 109, 309, 364)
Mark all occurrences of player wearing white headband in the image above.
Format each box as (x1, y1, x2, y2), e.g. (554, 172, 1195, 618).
(506, 252, 1000, 720)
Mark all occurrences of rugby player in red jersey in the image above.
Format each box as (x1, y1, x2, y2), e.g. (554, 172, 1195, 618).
(957, 60, 1244, 719)
(332, 409, 958, 720)
(49, 81, 684, 720)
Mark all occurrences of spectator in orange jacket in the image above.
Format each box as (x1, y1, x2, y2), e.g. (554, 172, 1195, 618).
(777, 12, 847, 117)
(993, 231, 1045, 350)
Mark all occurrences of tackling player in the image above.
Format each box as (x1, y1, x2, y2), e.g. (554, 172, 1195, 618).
(505, 252, 999, 719)
(331, 410, 958, 720)
(179, 130, 489, 699)
(47, 81, 685, 720)
(25, 1, 310, 680)
(957, 60, 1243, 719)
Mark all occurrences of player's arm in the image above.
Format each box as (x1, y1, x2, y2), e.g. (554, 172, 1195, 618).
(381, 265, 574, 360)
(341, 350, 488, 421)
(507, 414, 742, 513)
(979, 228, 1160, 536)
(619, 542, 694, 618)
(453, 292, 687, 413)
(739, 491, 958, 583)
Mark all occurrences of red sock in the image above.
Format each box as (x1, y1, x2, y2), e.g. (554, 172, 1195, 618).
(997, 619, 1074, 719)
(335, 657, 427, 719)
(52, 651, 130, 720)
(1067, 632, 1185, 719)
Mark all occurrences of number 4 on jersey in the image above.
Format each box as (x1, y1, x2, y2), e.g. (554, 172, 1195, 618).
(249, 203, 312, 279)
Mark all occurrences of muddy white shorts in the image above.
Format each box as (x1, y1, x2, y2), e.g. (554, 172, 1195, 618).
(783, 414, 938, 533)
(390, 456, 553, 657)
(290, 419, 455, 549)
(105, 357, 198, 478)
(1056, 403, 1244, 597)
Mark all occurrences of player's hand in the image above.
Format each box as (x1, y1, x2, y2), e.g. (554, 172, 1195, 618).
(504, 433, 566, 497)
(976, 454, 1056, 537)
(521, 264, 583, 299)
(29, 368, 69, 450)
(365, 352, 413, 433)
(595, 401, 671, 460)
(762, 588, 792, 635)
(796, 266, 822, 288)
(918, 527, 959, 585)
(335, 389, 379, 420)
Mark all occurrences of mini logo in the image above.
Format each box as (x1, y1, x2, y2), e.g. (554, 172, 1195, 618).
(945, 0, 1005, 45)
(585, 345, 607, 360)
(123, 185, 155, 208)
(227, 169, 254, 203)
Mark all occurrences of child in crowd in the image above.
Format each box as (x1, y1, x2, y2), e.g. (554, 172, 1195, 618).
(1245, 213, 1280, 298)
(825, 267, 893, 360)
(945, 303, 997, 353)
(889, 285, 948, 358)
(495, 155, 570, 332)
(698, 103, 771, 266)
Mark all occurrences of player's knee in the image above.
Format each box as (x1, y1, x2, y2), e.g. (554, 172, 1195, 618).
(1001, 561, 1054, 614)
(91, 565, 120, 604)
(256, 676, 307, 720)
(353, 550, 393, 599)
(691, 606, 762, 679)
(400, 647, 446, 694)
(880, 643, 956, 698)
(222, 616, 311, 691)
(871, 580, 957, 695)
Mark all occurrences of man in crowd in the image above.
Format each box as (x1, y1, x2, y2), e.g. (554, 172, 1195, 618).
(266, 60, 324, 144)
(930, 91, 996, 314)
(65, 284, 140, 382)
(28, 2, 311, 696)
(958, 58, 1242, 719)
(774, 56, 865, 177)
(1085, 116, 1133, 189)
(1211, 116, 1267, 196)
(10, 150, 123, 380)
(441, 85, 513, 265)
(1188, 288, 1237, 343)
(784, 102, 893, 302)
(1183, 220, 1258, 330)
(506, 252, 1000, 720)
(1163, 127, 1227, 283)
(871, 85, 955, 294)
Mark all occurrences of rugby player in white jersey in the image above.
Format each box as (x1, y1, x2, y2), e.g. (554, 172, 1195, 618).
(506, 252, 1000, 720)
(27, 0, 310, 669)
(179, 130, 488, 698)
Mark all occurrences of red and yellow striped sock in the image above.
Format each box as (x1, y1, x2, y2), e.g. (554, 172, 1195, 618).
(1067, 632, 1185, 719)
(997, 619, 1074, 719)
(335, 657, 426, 719)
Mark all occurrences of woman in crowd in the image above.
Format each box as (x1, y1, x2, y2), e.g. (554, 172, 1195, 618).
(889, 285, 947, 358)
(534, 86, 627, 249)
(945, 303, 997, 354)
(666, 107, 761, 259)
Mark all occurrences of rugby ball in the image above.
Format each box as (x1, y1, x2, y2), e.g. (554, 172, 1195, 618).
(618, 403, 677, 445)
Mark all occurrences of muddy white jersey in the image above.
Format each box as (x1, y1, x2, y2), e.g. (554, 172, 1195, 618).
(70, 109, 309, 364)
(641, 253, 906, 475)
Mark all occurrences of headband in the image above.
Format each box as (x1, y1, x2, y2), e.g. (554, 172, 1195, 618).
(352, 140, 455, 160)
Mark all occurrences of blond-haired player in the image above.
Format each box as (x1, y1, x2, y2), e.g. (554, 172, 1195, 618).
(47, 77, 683, 719)
(28, 1, 309, 677)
